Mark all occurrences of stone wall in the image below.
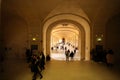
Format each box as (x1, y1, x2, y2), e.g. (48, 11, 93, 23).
(106, 13, 120, 68)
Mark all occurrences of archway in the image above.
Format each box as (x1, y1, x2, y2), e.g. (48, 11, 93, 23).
(50, 23, 81, 60)
(43, 14, 90, 61)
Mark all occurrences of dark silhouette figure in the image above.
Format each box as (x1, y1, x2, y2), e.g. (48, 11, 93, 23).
(31, 55, 43, 80)
(106, 49, 114, 67)
(39, 52, 45, 70)
(46, 54, 50, 61)
(51, 47, 53, 50)
(70, 51, 74, 60)
(65, 47, 67, 51)
(74, 49, 77, 54)
(65, 49, 70, 61)
(25, 49, 32, 63)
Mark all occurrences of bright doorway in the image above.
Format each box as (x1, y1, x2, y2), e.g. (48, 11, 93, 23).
(50, 23, 80, 61)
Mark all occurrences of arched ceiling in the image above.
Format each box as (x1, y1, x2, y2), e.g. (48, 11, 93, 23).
(51, 24, 79, 39)
(1, 0, 120, 26)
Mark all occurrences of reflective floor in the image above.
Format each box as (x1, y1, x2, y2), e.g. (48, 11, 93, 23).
(0, 58, 120, 80)
(51, 52, 80, 61)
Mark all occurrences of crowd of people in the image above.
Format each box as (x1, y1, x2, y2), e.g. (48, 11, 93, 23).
(90, 47, 114, 67)
(65, 49, 76, 61)
(51, 41, 78, 61)
(25, 45, 114, 80)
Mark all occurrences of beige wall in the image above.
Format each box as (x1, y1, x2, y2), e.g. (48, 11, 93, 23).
(2, 13, 28, 58)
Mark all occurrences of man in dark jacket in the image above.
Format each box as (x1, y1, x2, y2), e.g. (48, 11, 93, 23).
(31, 55, 43, 80)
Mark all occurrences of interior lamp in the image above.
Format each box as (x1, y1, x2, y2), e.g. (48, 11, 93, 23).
(32, 38, 36, 41)
(97, 37, 102, 42)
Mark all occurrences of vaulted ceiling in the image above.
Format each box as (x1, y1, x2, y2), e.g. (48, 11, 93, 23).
(2, 0, 120, 26)
(52, 24, 79, 39)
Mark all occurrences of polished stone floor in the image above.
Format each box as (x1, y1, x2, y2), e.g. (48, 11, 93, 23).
(0, 58, 120, 80)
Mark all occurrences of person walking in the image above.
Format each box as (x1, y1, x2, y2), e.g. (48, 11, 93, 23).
(39, 51, 45, 70)
(70, 51, 74, 61)
(65, 49, 70, 61)
(31, 55, 43, 80)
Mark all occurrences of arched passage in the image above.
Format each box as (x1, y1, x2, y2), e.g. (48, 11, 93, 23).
(43, 14, 91, 61)
(50, 22, 82, 60)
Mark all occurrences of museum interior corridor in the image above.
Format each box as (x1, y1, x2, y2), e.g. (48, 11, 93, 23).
(0, 58, 120, 80)
(1, 0, 120, 80)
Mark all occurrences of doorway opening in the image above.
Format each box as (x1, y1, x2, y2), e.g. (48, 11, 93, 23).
(43, 15, 90, 61)
(50, 23, 80, 61)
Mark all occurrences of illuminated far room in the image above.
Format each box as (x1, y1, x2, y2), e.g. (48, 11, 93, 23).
(50, 24, 80, 61)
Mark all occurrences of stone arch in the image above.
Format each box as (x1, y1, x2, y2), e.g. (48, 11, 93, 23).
(46, 20, 85, 60)
(43, 14, 90, 60)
